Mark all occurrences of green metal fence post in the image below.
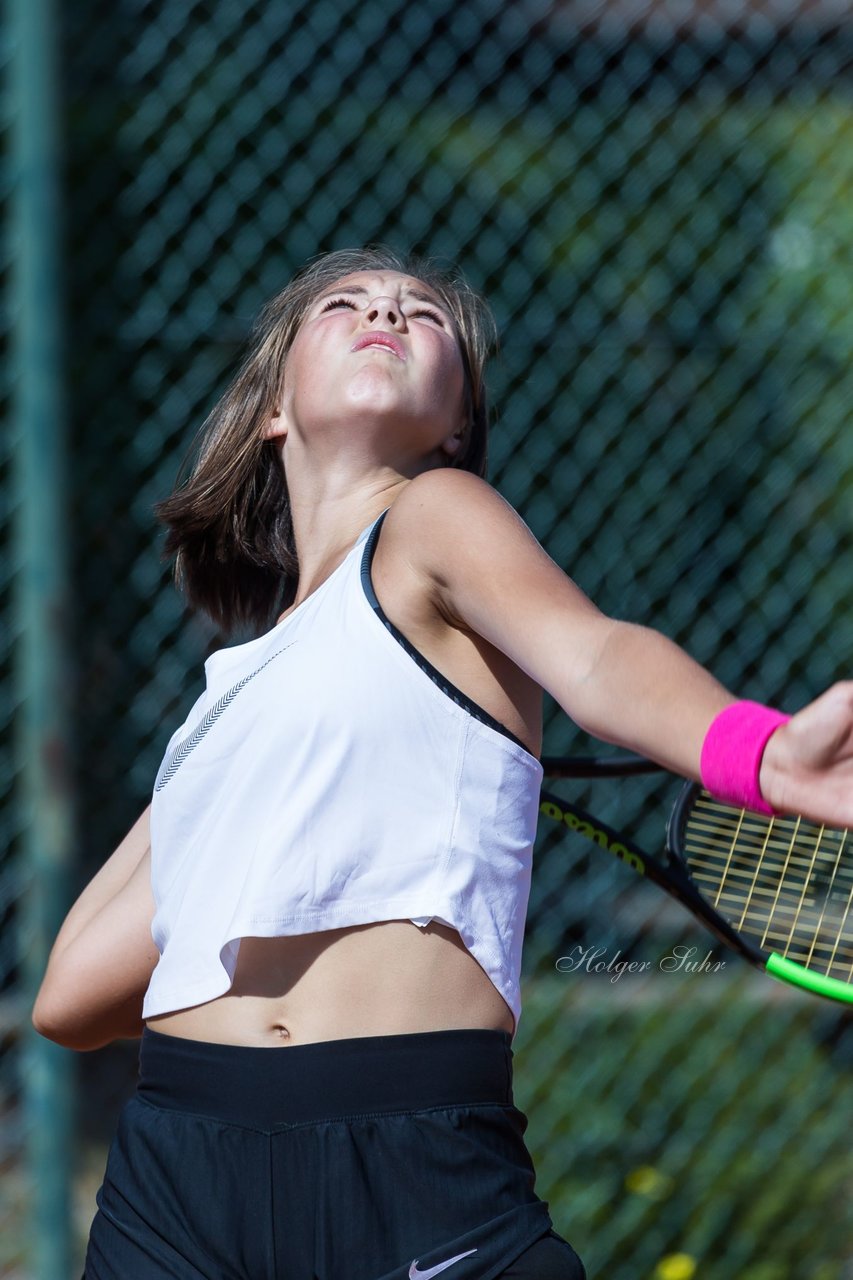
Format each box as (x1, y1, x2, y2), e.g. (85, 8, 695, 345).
(10, 0, 75, 1273)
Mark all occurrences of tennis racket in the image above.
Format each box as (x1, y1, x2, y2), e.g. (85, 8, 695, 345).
(539, 755, 853, 1005)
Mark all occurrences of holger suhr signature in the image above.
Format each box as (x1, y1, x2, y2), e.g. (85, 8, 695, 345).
(555, 945, 726, 982)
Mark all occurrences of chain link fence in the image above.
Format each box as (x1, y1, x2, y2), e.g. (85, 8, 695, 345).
(4, 1, 852, 1276)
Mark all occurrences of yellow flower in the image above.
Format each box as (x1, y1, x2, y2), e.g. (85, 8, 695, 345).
(624, 1166, 674, 1199)
(654, 1253, 697, 1280)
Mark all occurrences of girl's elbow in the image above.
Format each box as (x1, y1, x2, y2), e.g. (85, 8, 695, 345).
(31, 997, 72, 1047)
(30, 989, 106, 1052)
(31, 981, 60, 1038)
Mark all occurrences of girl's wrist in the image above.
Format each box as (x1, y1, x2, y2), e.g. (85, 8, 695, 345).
(699, 700, 791, 815)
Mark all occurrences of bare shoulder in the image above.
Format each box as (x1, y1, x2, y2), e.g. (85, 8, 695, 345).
(374, 471, 548, 756)
(381, 468, 613, 707)
(388, 469, 530, 548)
(383, 468, 590, 621)
(383, 470, 538, 608)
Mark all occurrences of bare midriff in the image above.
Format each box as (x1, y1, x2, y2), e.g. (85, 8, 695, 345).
(145, 919, 515, 1047)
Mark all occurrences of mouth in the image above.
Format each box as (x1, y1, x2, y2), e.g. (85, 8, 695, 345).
(351, 333, 406, 361)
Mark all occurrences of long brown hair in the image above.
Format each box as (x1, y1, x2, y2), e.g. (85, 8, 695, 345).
(154, 246, 497, 636)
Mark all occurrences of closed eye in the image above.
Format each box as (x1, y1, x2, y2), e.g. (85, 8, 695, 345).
(411, 306, 446, 326)
(319, 295, 447, 327)
(320, 297, 358, 312)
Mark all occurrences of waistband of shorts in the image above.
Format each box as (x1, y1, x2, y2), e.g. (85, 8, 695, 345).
(137, 1025, 515, 1128)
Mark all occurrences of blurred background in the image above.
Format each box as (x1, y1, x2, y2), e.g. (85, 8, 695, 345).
(3, 0, 852, 1276)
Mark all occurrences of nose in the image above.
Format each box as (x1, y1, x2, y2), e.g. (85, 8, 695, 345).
(362, 296, 405, 329)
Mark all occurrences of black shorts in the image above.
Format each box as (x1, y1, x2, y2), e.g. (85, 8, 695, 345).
(83, 1025, 585, 1280)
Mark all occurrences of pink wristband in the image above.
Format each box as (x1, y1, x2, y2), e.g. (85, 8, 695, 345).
(699, 700, 791, 815)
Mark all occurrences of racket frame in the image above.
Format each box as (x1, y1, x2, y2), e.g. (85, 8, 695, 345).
(539, 754, 853, 1005)
(668, 780, 853, 1005)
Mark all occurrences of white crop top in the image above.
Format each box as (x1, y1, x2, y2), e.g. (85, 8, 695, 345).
(142, 508, 544, 1038)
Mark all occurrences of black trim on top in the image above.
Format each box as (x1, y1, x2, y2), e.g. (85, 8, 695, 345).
(360, 510, 535, 757)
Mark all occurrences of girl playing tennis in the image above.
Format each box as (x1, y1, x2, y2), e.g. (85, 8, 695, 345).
(33, 246, 853, 1280)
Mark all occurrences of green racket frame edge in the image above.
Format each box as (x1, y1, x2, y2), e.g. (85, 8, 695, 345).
(668, 782, 853, 1006)
(765, 954, 853, 1003)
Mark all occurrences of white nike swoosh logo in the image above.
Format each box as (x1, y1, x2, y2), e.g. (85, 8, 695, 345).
(409, 1247, 478, 1279)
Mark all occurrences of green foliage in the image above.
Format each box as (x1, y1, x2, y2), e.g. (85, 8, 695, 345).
(516, 979, 852, 1280)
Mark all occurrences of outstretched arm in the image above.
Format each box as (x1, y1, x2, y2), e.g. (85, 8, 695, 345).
(32, 806, 160, 1051)
(395, 469, 853, 827)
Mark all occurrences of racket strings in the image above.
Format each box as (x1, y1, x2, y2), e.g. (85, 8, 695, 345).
(683, 795, 853, 984)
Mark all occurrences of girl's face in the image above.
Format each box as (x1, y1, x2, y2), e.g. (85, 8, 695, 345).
(267, 271, 468, 466)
